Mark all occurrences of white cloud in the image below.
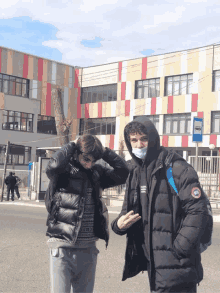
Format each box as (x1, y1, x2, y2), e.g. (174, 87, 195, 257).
(1, 0, 220, 66)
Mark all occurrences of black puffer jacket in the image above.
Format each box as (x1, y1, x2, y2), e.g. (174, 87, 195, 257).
(111, 117, 210, 292)
(45, 142, 129, 248)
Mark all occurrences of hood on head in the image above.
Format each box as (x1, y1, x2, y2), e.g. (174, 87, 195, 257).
(124, 116, 161, 167)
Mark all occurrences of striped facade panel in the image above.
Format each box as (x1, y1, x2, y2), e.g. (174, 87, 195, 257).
(0, 93, 4, 109)
(130, 99, 135, 121)
(38, 81, 42, 103)
(68, 88, 77, 120)
(1, 48, 8, 74)
(56, 63, 65, 87)
(217, 135, 220, 147)
(98, 103, 102, 118)
(114, 116, 121, 150)
(121, 61, 127, 82)
(77, 87, 81, 119)
(151, 97, 156, 115)
(192, 94, 198, 112)
(63, 87, 69, 118)
(91, 103, 98, 118)
(111, 101, 116, 117)
(64, 65, 69, 87)
(33, 56, 38, 80)
(23, 54, 29, 79)
(197, 111, 203, 118)
(145, 98, 151, 115)
(125, 100, 130, 117)
(32, 80, 38, 99)
(47, 61, 52, 84)
(46, 83, 52, 116)
(162, 135, 168, 147)
(210, 134, 217, 146)
(74, 69, 79, 88)
(193, 72, 199, 93)
(51, 62, 57, 85)
(175, 136, 182, 147)
(126, 81, 132, 100)
(199, 48, 207, 72)
(109, 135, 114, 150)
(7, 50, 13, 75)
(156, 97, 162, 115)
(161, 96, 168, 114)
(182, 135, 188, 147)
(38, 58, 43, 82)
(201, 135, 209, 147)
(169, 136, 175, 147)
(142, 57, 147, 80)
(173, 95, 185, 113)
(167, 96, 173, 114)
(105, 102, 111, 117)
(181, 51, 187, 74)
(158, 55, 164, 77)
(41, 60, 48, 116)
(102, 102, 107, 118)
(158, 115, 163, 135)
(185, 94, 191, 112)
(27, 56, 34, 80)
(121, 82, 126, 100)
(118, 62, 122, 82)
(69, 67, 74, 88)
(188, 135, 193, 147)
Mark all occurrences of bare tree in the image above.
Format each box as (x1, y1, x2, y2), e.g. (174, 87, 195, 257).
(51, 87, 72, 147)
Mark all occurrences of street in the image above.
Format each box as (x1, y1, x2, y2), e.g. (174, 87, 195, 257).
(0, 205, 219, 293)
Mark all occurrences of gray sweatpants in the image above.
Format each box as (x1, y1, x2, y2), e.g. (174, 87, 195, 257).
(49, 246, 99, 293)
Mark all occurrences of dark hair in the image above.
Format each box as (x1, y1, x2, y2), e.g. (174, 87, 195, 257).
(76, 134, 104, 161)
(9, 172, 13, 176)
(124, 121, 148, 141)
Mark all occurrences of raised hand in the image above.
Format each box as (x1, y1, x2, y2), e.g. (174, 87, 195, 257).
(117, 210, 141, 230)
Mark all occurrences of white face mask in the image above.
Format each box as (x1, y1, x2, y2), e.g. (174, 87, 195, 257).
(132, 146, 148, 159)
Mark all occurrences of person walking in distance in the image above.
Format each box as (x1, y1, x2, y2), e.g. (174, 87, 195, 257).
(45, 134, 129, 293)
(12, 172, 21, 200)
(5, 172, 16, 201)
(111, 117, 211, 293)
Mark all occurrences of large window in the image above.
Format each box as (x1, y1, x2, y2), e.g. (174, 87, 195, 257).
(213, 70, 220, 91)
(134, 115, 160, 133)
(165, 74, 193, 96)
(164, 113, 191, 134)
(0, 144, 31, 165)
(0, 73, 29, 98)
(80, 118, 116, 135)
(2, 110, 33, 132)
(81, 84, 117, 104)
(211, 111, 220, 133)
(135, 78, 160, 99)
(37, 115, 57, 135)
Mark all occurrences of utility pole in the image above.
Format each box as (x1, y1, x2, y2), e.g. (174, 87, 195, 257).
(51, 87, 71, 147)
(1, 141, 10, 202)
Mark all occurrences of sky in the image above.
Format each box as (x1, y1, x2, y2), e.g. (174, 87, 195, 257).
(0, 0, 220, 67)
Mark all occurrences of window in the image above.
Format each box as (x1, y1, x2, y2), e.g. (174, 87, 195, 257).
(213, 70, 220, 91)
(135, 78, 160, 99)
(134, 115, 160, 133)
(211, 111, 220, 133)
(165, 74, 193, 96)
(164, 113, 191, 134)
(0, 73, 29, 98)
(0, 144, 31, 165)
(2, 110, 33, 132)
(81, 84, 117, 104)
(37, 115, 57, 135)
(79, 118, 116, 135)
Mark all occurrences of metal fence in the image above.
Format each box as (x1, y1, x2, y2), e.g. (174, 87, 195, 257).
(188, 156, 220, 197)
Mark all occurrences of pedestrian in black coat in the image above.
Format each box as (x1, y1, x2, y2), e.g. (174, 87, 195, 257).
(12, 172, 21, 200)
(5, 172, 17, 201)
(111, 117, 210, 293)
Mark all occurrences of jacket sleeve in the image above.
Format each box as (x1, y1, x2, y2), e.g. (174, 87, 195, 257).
(46, 142, 77, 179)
(99, 148, 129, 190)
(172, 161, 209, 259)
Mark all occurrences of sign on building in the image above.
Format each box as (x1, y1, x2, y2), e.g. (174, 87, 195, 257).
(193, 117, 203, 142)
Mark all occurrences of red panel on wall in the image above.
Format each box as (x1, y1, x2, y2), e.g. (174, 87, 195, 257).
(162, 136, 168, 147)
(210, 134, 217, 146)
(38, 59, 43, 82)
(142, 57, 147, 80)
(167, 96, 173, 114)
(192, 94, 198, 112)
(197, 111, 203, 118)
(125, 100, 130, 116)
(182, 135, 188, 147)
(151, 97, 156, 115)
(118, 62, 122, 82)
(77, 88, 81, 119)
(23, 54, 28, 79)
(109, 135, 114, 150)
(74, 69, 79, 88)
(0, 48, 1, 73)
(46, 83, 51, 116)
(85, 104, 90, 119)
(121, 82, 126, 100)
(98, 103, 102, 118)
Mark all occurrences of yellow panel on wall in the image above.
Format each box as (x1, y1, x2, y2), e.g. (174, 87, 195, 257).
(147, 55, 158, 79)
(161, 96, 168, 114)
(7, 50, 13, 75)
(0, 93, 4, 109)
(173, 95, 185, 113)
(126, 59, 142, 81)
(168, 136, 175, 147)
(164, 54, 181, 76)
(160, 76, 165, 97)
(187, 50, 199, 73)
(116, 100, 125, 117)
(102, 102, 107, 117)
(64, 65, 69, 87)
(27, 55, 34, 80)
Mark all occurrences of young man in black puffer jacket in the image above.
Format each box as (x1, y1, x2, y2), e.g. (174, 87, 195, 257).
(45, 134, 129, 293)
(111, 117, 210, 293)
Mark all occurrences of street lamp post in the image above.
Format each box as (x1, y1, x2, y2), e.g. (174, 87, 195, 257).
(209, 144, 215, 198)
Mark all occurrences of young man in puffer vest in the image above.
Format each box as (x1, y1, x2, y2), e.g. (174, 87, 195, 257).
(45, 134, 129, 293)
(111, 117, 211, 293)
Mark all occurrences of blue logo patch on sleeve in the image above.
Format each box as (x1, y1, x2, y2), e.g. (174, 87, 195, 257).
(191, 187, 201, 199)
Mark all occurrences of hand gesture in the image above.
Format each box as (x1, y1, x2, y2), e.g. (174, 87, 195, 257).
(117, 210, 141, 230)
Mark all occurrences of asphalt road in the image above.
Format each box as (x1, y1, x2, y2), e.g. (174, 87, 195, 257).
(0, 205, 219, 293)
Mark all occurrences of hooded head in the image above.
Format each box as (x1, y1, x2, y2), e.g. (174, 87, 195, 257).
(124, 117, 161, 167)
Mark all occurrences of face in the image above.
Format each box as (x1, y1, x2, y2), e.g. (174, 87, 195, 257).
(78, 153, 96, 169)
(130, 132, 148, 149)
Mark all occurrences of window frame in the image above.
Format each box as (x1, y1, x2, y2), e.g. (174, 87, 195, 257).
(165, 74, 193, 96)
(79, 117, 116, 135)
(163, 113, 191, 135)
(37, 114, 57, 135)
(134, 115, 160, 133)
(2, 110, 33, 132)
(0, 73, 29, 98)
(213, 70, 220, 92)
(81, 84, 117, 104)
(135, 78, 160, 99)
(211, 111, 220, 133)
(0, 144, 31, 165)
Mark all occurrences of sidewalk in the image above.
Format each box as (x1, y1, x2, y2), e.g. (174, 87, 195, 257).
(1, 199, 220, 222)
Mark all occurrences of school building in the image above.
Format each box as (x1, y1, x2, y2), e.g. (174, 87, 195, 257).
(1, 44, 220, 170)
